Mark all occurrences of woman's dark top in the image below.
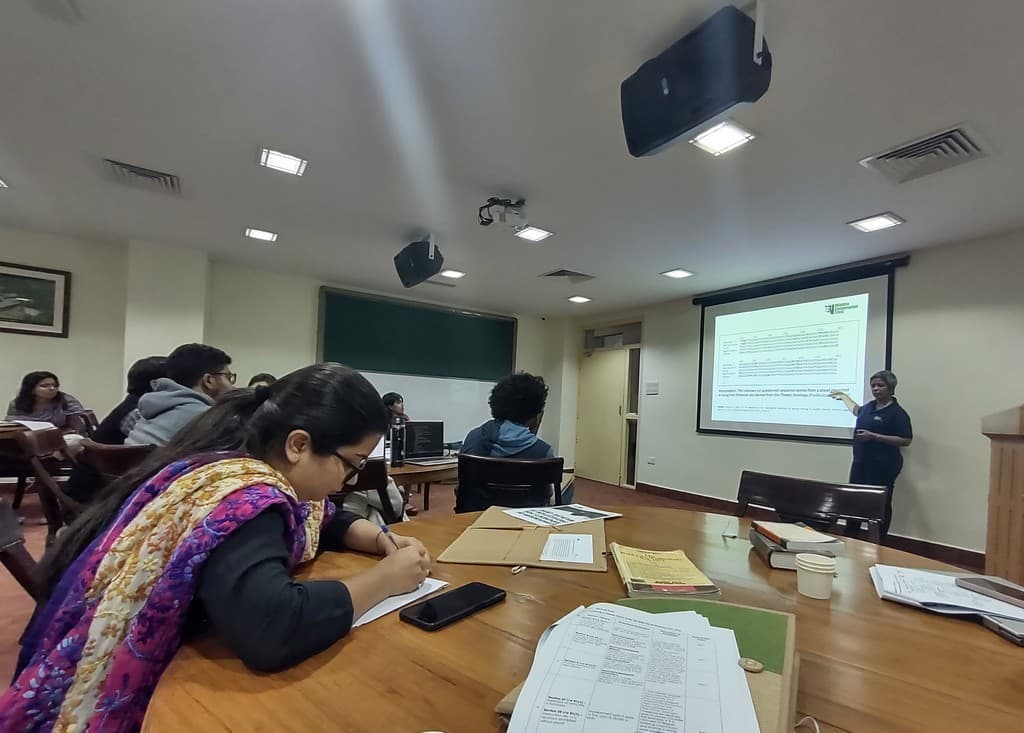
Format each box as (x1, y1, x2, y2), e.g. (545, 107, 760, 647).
(850, 399, 913, 485)
(191, 506, 362, 672)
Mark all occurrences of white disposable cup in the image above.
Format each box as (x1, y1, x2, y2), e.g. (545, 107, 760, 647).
(795, 553, 837, 600)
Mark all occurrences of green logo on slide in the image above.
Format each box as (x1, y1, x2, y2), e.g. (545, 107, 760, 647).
(824, 301, 859, 315)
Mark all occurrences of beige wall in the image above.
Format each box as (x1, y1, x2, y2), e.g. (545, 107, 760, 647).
(123, 240, 209, 375)
(0, 226, 127, 415)
(543, 229, 1024, 551)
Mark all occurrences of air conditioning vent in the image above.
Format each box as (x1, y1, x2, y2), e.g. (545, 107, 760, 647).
(860, 124, 988, 184)
(103, 159, 181, 194)
(541, 268, 595, 284)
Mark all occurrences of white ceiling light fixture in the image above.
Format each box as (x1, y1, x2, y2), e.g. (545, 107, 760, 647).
(661, 268, 694, 279)
(514, 225, 553, 242)
(568, 295, 591, 304)
(245, 227, 279, 242)
(259, 148, 308, 176)
(847, 212, 904, 232)
(440, 269, 466, 279)
(0, 178, 8, 188)
(688, 120, 756, 156)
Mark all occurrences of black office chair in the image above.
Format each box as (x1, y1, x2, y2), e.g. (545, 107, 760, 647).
(455, 454, 564, 513)
(736, 470, 889, 543)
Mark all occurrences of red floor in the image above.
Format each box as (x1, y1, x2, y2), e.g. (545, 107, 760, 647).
(0, 477, 706, 683)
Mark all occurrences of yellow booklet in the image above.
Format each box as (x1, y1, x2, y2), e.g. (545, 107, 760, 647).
(609, 542, 720, 598)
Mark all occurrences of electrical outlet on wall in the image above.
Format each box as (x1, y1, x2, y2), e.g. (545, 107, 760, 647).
(647, 457, 656, 465)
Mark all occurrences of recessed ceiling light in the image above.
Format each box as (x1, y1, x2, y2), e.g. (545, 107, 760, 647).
(688, 120, 756, 156)
(0, 178, 8, 188)
(568, 295, 591, 304)
(661, 268, 694, 279)
(440, 269, 466, 279)
(847, 212, 904, 232)
(245, 227, 278, 242)
(514, 226, 553, 242)
(259, 148, 308, 176)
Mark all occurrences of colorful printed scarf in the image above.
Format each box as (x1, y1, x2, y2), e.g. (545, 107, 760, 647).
(0, 453, 333, 733)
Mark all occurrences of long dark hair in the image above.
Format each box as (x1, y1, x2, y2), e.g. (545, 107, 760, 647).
(13, 371, 63, 413)
(37, 362, 389, 597)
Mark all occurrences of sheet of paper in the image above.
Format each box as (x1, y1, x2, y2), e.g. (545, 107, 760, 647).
(508, 603, 759, 733)
(352, 577, 449, 627)
(11, 420, 57, 431)
(871, 565, 1024, 621)
(539, 533, 594, 564)
(503, 504, 622, 527)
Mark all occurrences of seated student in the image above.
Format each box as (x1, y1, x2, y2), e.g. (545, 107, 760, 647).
(64, 357, 169, 506)
(126, 343, 234, 446)
(5, 370, 86, 429)
(248, 372, 277, 388)
(382, 392, 409, 424)
(5, 371, 88, 453)
(94, 356, 169, 445)
(457, 372, 573, 511)
(2, 363, 431, 730)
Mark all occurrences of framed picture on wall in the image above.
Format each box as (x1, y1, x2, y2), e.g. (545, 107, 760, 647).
(0, 261, 72, 338)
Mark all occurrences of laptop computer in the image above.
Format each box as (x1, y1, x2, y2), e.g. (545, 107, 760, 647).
(403, 420, 457, 466)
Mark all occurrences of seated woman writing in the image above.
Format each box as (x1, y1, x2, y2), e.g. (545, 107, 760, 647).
(0, 363, 431, 732)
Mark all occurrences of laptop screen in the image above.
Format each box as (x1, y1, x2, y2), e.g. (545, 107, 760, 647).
(404, 420, 444, 458)
(370, 435, 385, 459)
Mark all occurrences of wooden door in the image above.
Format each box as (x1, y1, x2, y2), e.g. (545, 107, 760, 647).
(575, 349, 627, 485)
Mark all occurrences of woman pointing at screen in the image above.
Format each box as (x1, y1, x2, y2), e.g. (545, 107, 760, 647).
(829, 369, 912, 538)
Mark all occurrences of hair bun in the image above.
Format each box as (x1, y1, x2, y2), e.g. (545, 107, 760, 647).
(254, 384, 273, 405)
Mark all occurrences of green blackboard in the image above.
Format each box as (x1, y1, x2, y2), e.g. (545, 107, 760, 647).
(317, 288, 517, 381)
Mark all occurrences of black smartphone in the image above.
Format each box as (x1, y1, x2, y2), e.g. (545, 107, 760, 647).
(399, 582, 506, 631)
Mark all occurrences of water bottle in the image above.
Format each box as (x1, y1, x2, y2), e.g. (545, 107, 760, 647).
(390, 418, 405, 467)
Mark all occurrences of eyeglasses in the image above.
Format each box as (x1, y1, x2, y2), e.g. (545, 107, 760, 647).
(335, 451, 368, 486)
(212, 371, 237, 385)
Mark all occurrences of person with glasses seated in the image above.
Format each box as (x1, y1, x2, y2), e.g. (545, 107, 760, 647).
(126, 343, 236, 447)
(3, 364, 431, 731)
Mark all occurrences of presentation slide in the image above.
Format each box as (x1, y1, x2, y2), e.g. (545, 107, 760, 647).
(698, 275, 891, 441)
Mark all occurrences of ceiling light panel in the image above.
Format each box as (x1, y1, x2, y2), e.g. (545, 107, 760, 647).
(515, 226, 553, 242)
(689, 120, 756, 156)
(245, 227, 279, 242)
(259, 148, 308, 176)
(847, 212, 904, 232)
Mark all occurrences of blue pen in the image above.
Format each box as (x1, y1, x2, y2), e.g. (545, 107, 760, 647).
(380, 524, 401, 551)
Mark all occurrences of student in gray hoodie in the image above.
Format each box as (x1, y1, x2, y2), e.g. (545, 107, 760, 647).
(457, 372, 573, 511)
(126, 343, 234, 446)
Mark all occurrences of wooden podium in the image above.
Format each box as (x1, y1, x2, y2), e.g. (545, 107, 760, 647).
(982, 405, 1024, 583)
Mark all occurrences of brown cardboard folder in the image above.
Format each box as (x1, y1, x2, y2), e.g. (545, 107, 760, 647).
(437, 506, 608, 572)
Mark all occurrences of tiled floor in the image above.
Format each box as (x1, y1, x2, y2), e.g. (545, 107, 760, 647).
(0, 477, 709, 683)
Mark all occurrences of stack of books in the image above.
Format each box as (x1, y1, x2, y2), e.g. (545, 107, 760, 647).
(609, 542, 720, 597)
(749, 521, 844, 570)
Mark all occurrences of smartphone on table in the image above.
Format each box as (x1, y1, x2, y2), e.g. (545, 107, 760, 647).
(399, 582, 506, 631)
(954, 576, 1024, 610)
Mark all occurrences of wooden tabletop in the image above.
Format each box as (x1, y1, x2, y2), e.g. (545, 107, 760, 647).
(143, 507, 1024, 733)
(388, 460, 458, 486)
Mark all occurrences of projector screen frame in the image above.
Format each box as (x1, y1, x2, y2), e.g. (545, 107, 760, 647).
(693, 255, 908, 444)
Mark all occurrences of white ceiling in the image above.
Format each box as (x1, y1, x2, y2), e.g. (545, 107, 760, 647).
(2, 0, 1024, 316)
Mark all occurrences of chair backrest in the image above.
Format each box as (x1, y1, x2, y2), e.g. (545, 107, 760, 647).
(736, 470, 889, 540)
(14, 428, 84, 517)
(14, 426, 69, 458)
(456, 454, 564, 513)
(80, 438, 155, 481)
(66, 410, 100, 437)
(328, 459, 401, 524)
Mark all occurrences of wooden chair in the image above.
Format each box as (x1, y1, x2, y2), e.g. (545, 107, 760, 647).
(736, 470, 889, 543)
(329, 459, 402, 525)
(79, 439, 154, 483)
(1, 497, 38, 599)
(455, 454, 564, 513)
(14, 428, 84, 538)
(66, 410, 100, 438)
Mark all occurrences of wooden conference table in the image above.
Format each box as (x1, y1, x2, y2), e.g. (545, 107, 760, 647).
(143, 507, 1024, 733)
(389, 460, 458, 511)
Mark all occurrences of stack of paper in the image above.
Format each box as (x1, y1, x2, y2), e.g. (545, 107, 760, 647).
(502, 504, 622, 527)
(507, 603, 760, 733)
(869, 565, 1024, 620)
